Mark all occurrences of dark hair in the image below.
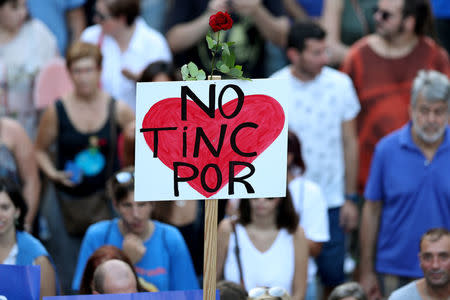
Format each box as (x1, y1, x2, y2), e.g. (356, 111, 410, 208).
(238, 190, 299, 234)
(138, 61, 180, 82)
(106, 0, 140, 26)
(66, 42, 102, 70)
(217, 280, 248, 300)
(287, 21, 326, 52)
(420, 228, 450, 251)
(0, 177, 27, 231)
(79, 245, 143, 294)
(402, 0, 435, 37)
(288, 131, 306, 174)
(108, 167, 135, 203)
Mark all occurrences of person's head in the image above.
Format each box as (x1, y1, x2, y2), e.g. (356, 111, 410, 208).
(0, 0, 27, 33)
(217, 280, 247, 300)
(410, 70, 449, 145)
(80, 245, 141, 294)
(138, 61, 180, 82)
(0, 177, 27, 233)
(94, 0, 140, 32)
(248, 286, 291, 300)
(92, 259, 138, 294)
(109, 167, 152, 236)
(66, 42, 103, 97)
(287, 131, 306, 175)
(374, 0, 434, 41)
(286, 21, 328, 80)
(239, 190, 299, 234)
(419, 228, 450, 289)
(328, 282, 367, 300)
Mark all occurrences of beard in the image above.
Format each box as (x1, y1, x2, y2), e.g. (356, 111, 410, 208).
(412, 114, 447, 144)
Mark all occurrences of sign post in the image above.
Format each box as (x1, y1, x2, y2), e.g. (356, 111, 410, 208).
(135, 78, 289, 299)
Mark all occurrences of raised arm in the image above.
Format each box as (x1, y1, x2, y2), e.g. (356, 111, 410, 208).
(282, 0, 309, 20)
(321, 0, 349, 65)
(166, 0, 229, 53)
(231, 0, 290, 47)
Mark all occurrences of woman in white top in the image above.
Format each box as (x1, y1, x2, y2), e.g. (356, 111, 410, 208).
(0, 0, 57, 138)
(287, 130, 330, 300)
(217, 193, 308, 300)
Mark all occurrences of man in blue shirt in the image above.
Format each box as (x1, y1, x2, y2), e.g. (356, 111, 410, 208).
(360, 70, 450, 299)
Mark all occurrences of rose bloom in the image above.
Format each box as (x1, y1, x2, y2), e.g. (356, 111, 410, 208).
(209, 11, 233, 32)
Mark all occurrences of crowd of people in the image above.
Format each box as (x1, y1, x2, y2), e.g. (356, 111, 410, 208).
(0, 0, 449, 299)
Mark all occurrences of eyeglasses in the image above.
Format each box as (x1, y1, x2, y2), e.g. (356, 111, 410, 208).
(115, 171, 134, 184)
(94, 9, 112, 22)
(373, 7, 394, 21)
(248, 286, 289, 299)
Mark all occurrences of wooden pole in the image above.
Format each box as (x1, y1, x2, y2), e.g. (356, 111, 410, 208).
(203, 75, 221, 300)
(203, 199, 218, 300)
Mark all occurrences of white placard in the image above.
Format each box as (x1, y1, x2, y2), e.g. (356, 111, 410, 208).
(135, 79, 288, 201)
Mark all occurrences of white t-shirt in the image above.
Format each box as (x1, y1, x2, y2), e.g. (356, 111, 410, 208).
(289, 176, 329, 283)
(81, 18, 172, 111)
(271, 66, 360, 208)
(224, 224, 295, 294)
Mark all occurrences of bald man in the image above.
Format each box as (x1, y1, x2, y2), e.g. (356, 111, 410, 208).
(92, 259, 138, 294)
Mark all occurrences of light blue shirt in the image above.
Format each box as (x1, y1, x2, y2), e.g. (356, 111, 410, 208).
(72, 219, 199, 292)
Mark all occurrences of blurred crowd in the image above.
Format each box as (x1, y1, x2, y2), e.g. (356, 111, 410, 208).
(0, 0, 449, 300)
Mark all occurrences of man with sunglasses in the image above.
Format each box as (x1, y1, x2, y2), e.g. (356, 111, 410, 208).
(341, 0, 450, 197)
(360, 70, 450, 299)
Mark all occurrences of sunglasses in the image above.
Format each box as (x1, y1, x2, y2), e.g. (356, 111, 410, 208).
(373, 7, 394, 21)
(94, 9, 112, 22)
(115, 171, 134, 184)
(248, 286, 288, 298)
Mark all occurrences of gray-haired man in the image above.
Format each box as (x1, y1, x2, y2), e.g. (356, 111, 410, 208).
(360, 70, 450, 299)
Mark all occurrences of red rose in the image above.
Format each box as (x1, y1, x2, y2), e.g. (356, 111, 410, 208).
(209, 11, 233, 32)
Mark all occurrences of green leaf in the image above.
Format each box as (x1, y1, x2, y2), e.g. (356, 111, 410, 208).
(235, 65, 242, 71)
(181, 64, 189, 75)
(196, 70, 206, 80)
(216, 60, 223, 69)
(229, 67, 243, 78)
(188, 62, 199, 77)
(222, 43, 230, 56)
(223, 52, 235, 68)
(219, 64, 230, 73)
(226, 41, 235, 47)
(206, 35, 217, 50)
(186, 77, 197, 81)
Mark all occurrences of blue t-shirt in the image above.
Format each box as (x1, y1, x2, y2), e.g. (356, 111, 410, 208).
(431, 0, 450, 18)
(16, 231, 49, 265)
(297, 0, 323, 17)
(27, 0, 86, 54)
(365, 122, 450, 277)
(72, 219, 199, 292)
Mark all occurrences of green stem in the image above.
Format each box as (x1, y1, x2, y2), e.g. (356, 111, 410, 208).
(210, 31, 220, 79)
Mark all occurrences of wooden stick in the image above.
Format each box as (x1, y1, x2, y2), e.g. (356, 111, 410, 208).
(203, 198, 218, 300)
(203, 75, 221, 300)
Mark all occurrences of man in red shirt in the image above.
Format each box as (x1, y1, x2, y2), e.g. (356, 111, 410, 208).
(341, 0, 450, 195)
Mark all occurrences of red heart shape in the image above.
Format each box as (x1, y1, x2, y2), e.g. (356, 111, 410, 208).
(141, 95, 285, 198)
